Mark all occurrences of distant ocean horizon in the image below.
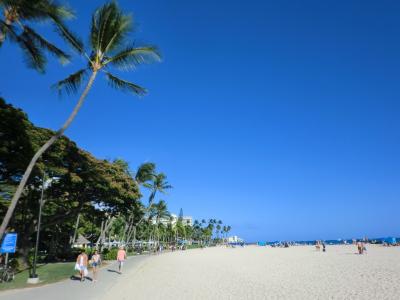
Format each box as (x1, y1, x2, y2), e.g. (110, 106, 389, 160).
(250, 237, 399, 245)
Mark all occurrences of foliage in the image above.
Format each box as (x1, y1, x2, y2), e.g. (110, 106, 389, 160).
(53, 1, 160, 96)
(0, 98, 140, 264)
(102, 247, 119, 261)
(0, 2, 161, 242)
(0, 0, 77, 72)
(0, 98, 232, 264)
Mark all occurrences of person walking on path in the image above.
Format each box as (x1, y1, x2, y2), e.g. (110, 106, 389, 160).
(76, 250, 88, 282)
(117, 246, 127, 274)
(91, 250, 101, 282)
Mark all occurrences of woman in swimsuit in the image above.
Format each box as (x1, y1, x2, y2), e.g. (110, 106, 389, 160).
(76, 250, 88, 282)
(91, 250, 101, 282)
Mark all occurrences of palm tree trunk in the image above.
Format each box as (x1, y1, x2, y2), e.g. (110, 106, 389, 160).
(71, 213, 81, 246)
(0, 71, 98, 241)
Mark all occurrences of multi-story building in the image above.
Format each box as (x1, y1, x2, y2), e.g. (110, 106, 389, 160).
(152, 213, 193, 227)
(227, 235, 244, 243)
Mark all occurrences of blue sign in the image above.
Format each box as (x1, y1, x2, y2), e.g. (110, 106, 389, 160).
(0, 233, 18, 254)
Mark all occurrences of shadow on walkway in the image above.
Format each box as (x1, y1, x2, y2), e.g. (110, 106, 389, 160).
(70, 275, 93, 281)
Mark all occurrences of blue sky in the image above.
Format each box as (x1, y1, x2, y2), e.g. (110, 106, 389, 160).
(1, 0, 400, 241)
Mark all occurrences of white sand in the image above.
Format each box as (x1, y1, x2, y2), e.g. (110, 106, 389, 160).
(101, 245, 400, 300)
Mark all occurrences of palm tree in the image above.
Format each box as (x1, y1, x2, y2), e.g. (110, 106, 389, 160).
(222, 226, 227, 242)
(134, 163, 156, 186)
(216, 223, 221, 241)
(145, 173, 172, 208)
(0, 1, 160, 241)
(153, 200, 170, 225)
(152, 200, 170, 245)
(0, 0, 76, 72)
(227, 225, 231, 235)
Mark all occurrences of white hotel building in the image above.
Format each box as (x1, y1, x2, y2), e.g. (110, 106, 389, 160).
(152, 213, 193, 227)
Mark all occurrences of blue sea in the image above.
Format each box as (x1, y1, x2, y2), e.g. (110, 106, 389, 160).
(255, 237, 399, 246)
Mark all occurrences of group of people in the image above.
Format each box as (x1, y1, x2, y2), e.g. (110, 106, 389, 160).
(315, 240, 367, 254)
(75, 246, 127, 282)
(315, 240, 326, 252)
(356, 241, 367, 254)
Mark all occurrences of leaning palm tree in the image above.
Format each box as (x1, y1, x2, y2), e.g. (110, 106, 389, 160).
(0, 1, 160, 241)
(0, 0, 76, 72)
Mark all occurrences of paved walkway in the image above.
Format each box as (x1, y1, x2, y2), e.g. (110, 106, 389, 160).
(0, 254, 150, 300)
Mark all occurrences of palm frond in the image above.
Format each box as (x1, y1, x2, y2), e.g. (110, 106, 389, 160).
(105, 45, 161, 70)
(54, 21, 84, 54)
(135, 163, 156, 184)
(142, 183, 152, 189)
(43, 1, 75, 20)
(23, 26, 70, 64)
(52, 68, 89, 95)
(0, 21, 47, 72)
(0, 20, 12, 46)
(17, 32, 46, 72)
(104, 71, 147, 96)
(7, 0, 74, 21)
(91, 2, 132, 55)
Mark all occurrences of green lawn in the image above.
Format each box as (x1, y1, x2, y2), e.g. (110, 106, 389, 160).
(0, 262, 75, 291)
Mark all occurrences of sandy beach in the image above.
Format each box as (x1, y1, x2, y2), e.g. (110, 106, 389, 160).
(1, 245, 399, 300)
(102, 245, 400, 300)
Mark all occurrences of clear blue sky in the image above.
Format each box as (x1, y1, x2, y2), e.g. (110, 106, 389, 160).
(1, 0, 400, 242)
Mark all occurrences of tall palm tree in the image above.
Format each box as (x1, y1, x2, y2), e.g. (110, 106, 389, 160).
(145, 173, 172, 208)
(216, 220, 222, 240)
(0, 1, 160, 241)
(222, 226, 227, 242)
(216, 223, 221, 240)
(153, 200, 170, 225)
(125, 162, 155, 233)
(0, 0, 76, 72)
(152, 200, 169, 244)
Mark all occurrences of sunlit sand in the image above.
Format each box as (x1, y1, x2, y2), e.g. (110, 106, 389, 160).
(101, 245, 400, 300)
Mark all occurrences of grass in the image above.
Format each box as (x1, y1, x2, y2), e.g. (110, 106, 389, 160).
(0, 262, 75, 291)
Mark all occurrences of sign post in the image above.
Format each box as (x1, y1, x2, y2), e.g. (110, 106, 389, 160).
(0, 233, 18, 269)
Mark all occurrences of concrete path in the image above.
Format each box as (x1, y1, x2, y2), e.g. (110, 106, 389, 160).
(0, 254, 150, 300)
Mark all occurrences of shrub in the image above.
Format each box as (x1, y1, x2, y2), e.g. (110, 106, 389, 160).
(102, 248, 118, 260)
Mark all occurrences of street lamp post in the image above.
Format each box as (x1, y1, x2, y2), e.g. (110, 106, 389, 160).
(27, 171, 46, 284)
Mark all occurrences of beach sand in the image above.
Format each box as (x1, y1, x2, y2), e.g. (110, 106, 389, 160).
(101, 245, 400, 300)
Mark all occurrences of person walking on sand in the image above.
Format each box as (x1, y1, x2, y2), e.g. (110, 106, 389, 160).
(76, 250, 88, 282)
(357, 241, 363, 254)
(361, 241, 367, 254)
(91, 250, 101, 282)
(117, 246, 127, 274)
(315, 241, 320, 251)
